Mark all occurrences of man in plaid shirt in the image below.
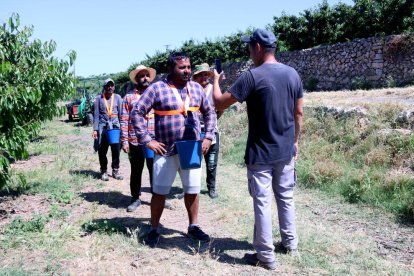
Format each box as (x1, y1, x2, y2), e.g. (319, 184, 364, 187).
(120, 65, 157, 212)
(131, 52, 216, 247)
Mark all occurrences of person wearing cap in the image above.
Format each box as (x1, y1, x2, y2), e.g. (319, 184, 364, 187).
(192, 63, 223, 199)
(121, 65, 157, 212)
(130, 52, 216, 247)
(212, 28, 304, 270)
(92, 78, 124, 181)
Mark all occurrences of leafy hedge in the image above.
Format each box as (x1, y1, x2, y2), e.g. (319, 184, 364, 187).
(125, 0, 414, 75)
(0, 14, 76, 188)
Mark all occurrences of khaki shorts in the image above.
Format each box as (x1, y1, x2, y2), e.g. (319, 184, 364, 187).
(152, 154, 201, 195)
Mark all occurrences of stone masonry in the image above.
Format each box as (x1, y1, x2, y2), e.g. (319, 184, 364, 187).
(220, 34, 414, 91)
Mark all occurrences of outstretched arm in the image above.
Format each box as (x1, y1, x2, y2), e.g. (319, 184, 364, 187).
(212, 69, 237, 111)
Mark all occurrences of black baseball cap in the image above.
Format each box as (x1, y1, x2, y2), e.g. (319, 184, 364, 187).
(241, 28, 277, 48)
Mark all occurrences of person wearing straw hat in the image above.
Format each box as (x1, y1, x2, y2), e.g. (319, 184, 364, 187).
(92, 78, 124, 181)
(121, 65, 157, 212)
(131, 52, 216, 248)
(212, 29, 303, 270)
(192, 63, 223, 199)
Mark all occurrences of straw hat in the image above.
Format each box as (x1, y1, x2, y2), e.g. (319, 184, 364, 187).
(129, 65, 156, 84)
(192, 63, 214, 79)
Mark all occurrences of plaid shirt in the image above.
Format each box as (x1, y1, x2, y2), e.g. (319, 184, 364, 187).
(120, 90, 154, 146)
(131, 78, 216, 156)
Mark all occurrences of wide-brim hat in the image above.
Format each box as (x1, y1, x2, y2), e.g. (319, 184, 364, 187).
(192, 63, 214, 79)
(129, 65, 156, 84)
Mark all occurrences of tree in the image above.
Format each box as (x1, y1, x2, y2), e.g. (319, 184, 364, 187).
(0, 14, 76, 188)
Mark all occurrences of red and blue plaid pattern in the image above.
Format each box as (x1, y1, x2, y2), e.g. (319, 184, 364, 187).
(131, 78, 216, 156)
(120, 91, 155, 145)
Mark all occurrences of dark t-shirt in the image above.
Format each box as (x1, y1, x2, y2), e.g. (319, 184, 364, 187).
(229, 63, 303, 165)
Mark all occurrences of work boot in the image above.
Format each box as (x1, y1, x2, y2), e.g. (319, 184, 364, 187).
(208, 189, 218, 199)
(101, 171, 109, 181)
(112, 169, 123, 180)
(126, 198, 141, 212)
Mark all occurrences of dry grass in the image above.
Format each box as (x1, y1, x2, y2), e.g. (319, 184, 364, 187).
(305, 86, 414, 107)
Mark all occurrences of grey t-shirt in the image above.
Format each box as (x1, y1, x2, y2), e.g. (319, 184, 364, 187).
(229, 63, 303, 165)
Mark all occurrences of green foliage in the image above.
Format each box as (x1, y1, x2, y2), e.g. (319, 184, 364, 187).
(142, 30, 252, 73)
(82, 220, 126, 235)
(271, 0, 414, 51)
(298, 107, 414, 219)
(0, 14, 76, 188)
(4, 214, 47, 235)
(350, 77, 372, 90)
(304, 77, 319, 91)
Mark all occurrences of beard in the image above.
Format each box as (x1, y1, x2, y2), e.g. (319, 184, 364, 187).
(137, 81, 150, 89)
(180, 73, 191, 82)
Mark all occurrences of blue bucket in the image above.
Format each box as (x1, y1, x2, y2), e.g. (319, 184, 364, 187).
(106, 129, 120, 144)
(141, 145, 155, 158)
(175, 140, 202, 169)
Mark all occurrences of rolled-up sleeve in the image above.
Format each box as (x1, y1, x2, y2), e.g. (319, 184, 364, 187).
(120, 96, 130, 144)
(131, 86, 155, 145)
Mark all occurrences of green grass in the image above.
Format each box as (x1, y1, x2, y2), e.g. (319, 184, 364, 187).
(217, 103, 414, 220)
(293, 106, 414, 220)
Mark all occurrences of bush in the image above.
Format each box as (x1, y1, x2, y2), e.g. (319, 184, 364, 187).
(304, 77, 319, 91)
(350, 77, 372, 90)
(0, 14, 76, 189)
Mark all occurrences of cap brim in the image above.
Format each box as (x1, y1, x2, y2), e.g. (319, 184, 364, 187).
(241, 35, 251, 43)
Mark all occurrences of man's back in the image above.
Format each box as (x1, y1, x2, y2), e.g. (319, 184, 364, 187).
(229, 63, 303, 165)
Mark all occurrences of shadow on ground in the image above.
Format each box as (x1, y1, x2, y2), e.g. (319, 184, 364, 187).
(80, 216, 253, 267)
(70, 169, 100, 179)
(81, 191, 133, 209)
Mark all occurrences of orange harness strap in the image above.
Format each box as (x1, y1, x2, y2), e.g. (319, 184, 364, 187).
(154, 106, 200, 116)
(153, 82, 200, 116)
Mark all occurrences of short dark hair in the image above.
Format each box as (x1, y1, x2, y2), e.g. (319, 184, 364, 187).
(166, 52, 190, 68)
(249, 41, 277, 54)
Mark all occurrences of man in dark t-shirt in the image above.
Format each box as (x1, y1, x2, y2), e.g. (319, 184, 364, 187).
(212, 29, 304, 270)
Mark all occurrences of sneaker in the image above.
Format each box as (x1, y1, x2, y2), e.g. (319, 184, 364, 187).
(187, 225, 210, 242)
(144, 229, 160, 248)
(208, 189, 218, 199)
(126, 198, 141, 212)
(164, 200, 174, 210)
(243, 253, 277, 270)
(101, 172, 109, 181)
(112, 169, 123, 180)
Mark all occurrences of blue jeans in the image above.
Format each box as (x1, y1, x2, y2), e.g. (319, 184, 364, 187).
(247, 158, 298, 263)
(204, 132, 219, 190)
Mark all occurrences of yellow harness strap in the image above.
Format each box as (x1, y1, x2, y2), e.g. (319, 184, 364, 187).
(103, 93, 117, 117)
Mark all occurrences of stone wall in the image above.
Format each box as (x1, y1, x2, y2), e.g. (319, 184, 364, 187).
(221, 34, 414, 91)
